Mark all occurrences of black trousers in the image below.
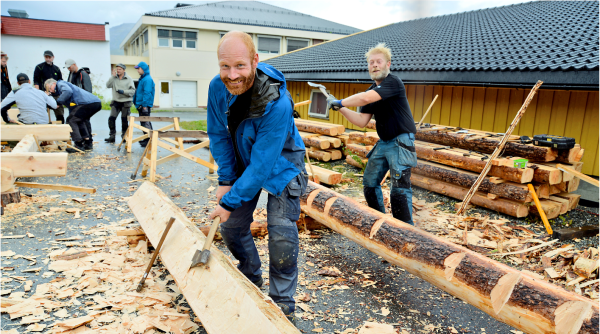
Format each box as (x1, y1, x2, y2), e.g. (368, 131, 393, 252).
(67, 102, 101, 142)
(138, 107, 152, 144)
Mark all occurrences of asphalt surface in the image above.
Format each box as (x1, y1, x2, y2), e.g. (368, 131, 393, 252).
(2, 111, 520, 333)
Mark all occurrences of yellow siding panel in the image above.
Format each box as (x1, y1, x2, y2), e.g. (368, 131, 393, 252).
(493, 89, 511, 133)
(562, 91, 588, 143)
(449, 87, 463, 127)
(507, 89, 525, 135)
(532, 90, 554, 135)
(459, 87, 474, 129)
(547, 90, 570, 137)
(406, 85, 416, 114)
(481, 88, 498, 132)
(422, 86, 435, 124)
(413, 85, 425, 122)
(519, 91, 538, 137)
(470, 88, 486, 130)
(580, 92, 599, 175)
(430, 86, 444, 124)
(440, 86, 453, 126)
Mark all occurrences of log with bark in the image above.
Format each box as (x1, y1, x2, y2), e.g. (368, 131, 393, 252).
(415, 142, 534, 183)
(319, 136, 342, 148)
(1, 189, 20, 207)
(415, 128, 558, 162)
(325, 149, 343, 161)
(412, 160, 537, 202)
(128, 182, 299, 334)
(349, 132, 380, 146)
(555, 145, 582, 164)
(302, 136, 330, 150)
(529, 199, 562, 220)
(295, 119, 344, 136)
(410, 174, 530, 217)
(199, 216, 327, 240)
(300, 181, 599, 334)
(346, 144, 373, 158)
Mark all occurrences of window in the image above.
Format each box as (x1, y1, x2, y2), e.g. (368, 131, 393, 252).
(258, 36, 280, 54)
(219, 31, 227, 39)
(308, 90, 329, 119)
(171, 30, 183, 48)
(158, 29, 169, 47)
(186, 40, 196, 48)
(185, 31, 197, 49)
(287, 38, 308, 52)
(172, 39, 183, 48)
(161, 82, 169, 94)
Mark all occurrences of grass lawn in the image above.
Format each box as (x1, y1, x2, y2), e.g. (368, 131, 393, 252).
(179, 120, 207, 131)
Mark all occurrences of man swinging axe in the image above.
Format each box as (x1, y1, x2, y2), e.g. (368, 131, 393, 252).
(326, 43, 417, 225)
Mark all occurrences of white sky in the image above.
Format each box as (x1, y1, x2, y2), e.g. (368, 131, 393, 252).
(1, 0, 530, 30)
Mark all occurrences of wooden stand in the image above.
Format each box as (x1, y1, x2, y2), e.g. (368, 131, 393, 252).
(125, 116, 185, 153)
(140, 130, 217, 182)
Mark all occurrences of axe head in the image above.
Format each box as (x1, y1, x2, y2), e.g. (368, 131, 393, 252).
(190, 249, 210, 268)
(307, 82, 326, 90)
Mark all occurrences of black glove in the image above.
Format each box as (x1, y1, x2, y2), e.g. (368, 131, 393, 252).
(117, 89, 124, 94)
(326, 95, 343, 111)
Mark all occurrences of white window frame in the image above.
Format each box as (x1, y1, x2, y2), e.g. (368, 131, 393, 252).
(286, 37, 309, 53)
(308, 89, 330, 119)
(156, 26, 199, 50)
(257, 34, 281, 54)
(172, 38, 184, 49)
(185, 39, 196, 49)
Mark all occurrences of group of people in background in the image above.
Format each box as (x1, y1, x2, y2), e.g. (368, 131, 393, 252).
(0, 50, 156, 152)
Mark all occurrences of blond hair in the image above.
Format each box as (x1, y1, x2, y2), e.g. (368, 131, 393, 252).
(218, 31, 257, 61)
(365, 43, 392, 63)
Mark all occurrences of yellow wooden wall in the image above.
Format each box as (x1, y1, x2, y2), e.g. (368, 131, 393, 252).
(288, 81, 599, 176)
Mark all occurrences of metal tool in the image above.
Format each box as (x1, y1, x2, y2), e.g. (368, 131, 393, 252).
(136, 217, 175, 292)
(307, 82, 329, 97)
(131, 137, 152, 180)
(190, 216, 221, 269)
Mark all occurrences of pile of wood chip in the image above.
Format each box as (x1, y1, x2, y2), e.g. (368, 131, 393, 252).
(1, 222, 199, 334)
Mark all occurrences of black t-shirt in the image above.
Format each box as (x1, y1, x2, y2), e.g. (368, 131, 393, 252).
(359, 74, 416, 141)
(228, 85, 253, 177)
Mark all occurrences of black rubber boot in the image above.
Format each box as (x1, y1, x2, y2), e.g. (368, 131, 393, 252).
(105, 134, 115, 143)
(106, 116, 117, 142)
(84, 139, 93, 151)
(121, 117, 129, 135)
(56, 115, 65, 125)
(276, 303, 296, 326)
(66, 141, 85, 153)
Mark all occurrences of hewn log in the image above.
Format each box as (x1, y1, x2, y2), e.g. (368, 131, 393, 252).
(548, 196, 571, 215)
(529, 200, 562, 220)
(346, 144, 373, 158)
(1, 136, 68, 178)
(128, 182, 298, 334)
(1, 167, 15, 193)
(346, 155, 367, 169)
(366, 120, 376, 130)
(415, 142, 533, 183)
(307, 150, 331, 162)
(305, 164, 342, 185)
(0, 125, 71, 141)
(336, 134, 351, 146)
(300, 182, 599, 334)
(411, 174, 530, 217)
(1, 189, 21, 207)
(199, 216, 327, 240)
(325, 149, 343, 160)
(555, 145, 581, 164)
(554, 193, 581, 210)
(415, 129, 557, 162)
(412, 160, 534, 202)
(530, 164, 563, 185)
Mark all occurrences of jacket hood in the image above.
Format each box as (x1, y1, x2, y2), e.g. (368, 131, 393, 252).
(136, 62, 150, 76)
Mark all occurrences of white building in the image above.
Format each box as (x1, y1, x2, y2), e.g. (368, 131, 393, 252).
(1, 14, 112, 101)
(115, 1, 360, 108)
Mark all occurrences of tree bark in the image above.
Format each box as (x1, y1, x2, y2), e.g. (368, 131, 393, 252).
(415, 142, 534, 183)
(307, 150, 331, 162)
(415, 129, 557, 162)
(412, 161, 535, 202)
(410, 174, 530, 217)
(199, 216, 327, 240)
(555, 145, 581, 164)
(295, 119, 343, 136)
(302, 136, 330, 150)
(300, 181, 599, 334)
(1, 189, 20, 207)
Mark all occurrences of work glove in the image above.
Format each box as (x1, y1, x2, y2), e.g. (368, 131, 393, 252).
(117, 89, 124, 94)
(326, 95, 343, 111)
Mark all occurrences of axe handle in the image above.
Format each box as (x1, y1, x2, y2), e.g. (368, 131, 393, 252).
(202, 216, 221, 251)
(138, 217, 176, 290)
(318, 87, 329, 98)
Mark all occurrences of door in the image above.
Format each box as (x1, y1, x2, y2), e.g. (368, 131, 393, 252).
(159, 81, 171, 108)
(172, 81, 197, 108)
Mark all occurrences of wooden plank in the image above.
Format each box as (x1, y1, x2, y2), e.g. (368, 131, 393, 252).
(557, 164, 599, 187)
(157, 131, 208, 139)
(128, 182, 298, 334)
(134, 116, 178, 122)
(156, 141, 210, 166)
(300, 181, 599, 334)
(1, 152, 68, 177)
(14, 182, 95, 194)
(0, 125, 71, 141)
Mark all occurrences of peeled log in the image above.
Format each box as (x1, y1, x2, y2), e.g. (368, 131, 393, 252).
(346, 155, 367, 169)
(555, 145, 581, 164)
(366, 120, 376, 130)
(325, 149, 343, 160)
(305, 164, 342, 185)
(412, 160, 534, 202)
(319, 136, 341, 148)
(307, 150, 331, 162)
(346, 144, 373, 158)
(295, 119, 343, 136)
(415, 128, 557, 162)
(302, 136, 330, 150)
(529, 199, 562, 220)
(410, 174, 530, 217)
(300, 181, 599, 334)
(415, 142, 533, 183)
(530, 164, 563, 185)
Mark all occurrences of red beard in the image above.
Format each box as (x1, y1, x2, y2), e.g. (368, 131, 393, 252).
(221, 70, 255, 95)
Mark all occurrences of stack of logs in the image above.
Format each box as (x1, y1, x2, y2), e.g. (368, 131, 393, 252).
(346, 120, 585, 219)
(295, 119, 347, 162)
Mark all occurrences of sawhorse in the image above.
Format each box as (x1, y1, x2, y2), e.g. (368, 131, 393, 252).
(125, 116, 185, 153)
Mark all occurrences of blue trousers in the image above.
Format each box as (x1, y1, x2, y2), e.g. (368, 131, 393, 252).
(363, 133, 417, 225)
(220, 175, 306, 312)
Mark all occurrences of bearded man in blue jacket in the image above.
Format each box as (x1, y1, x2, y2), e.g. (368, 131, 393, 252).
(208, 31, 307, 321)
